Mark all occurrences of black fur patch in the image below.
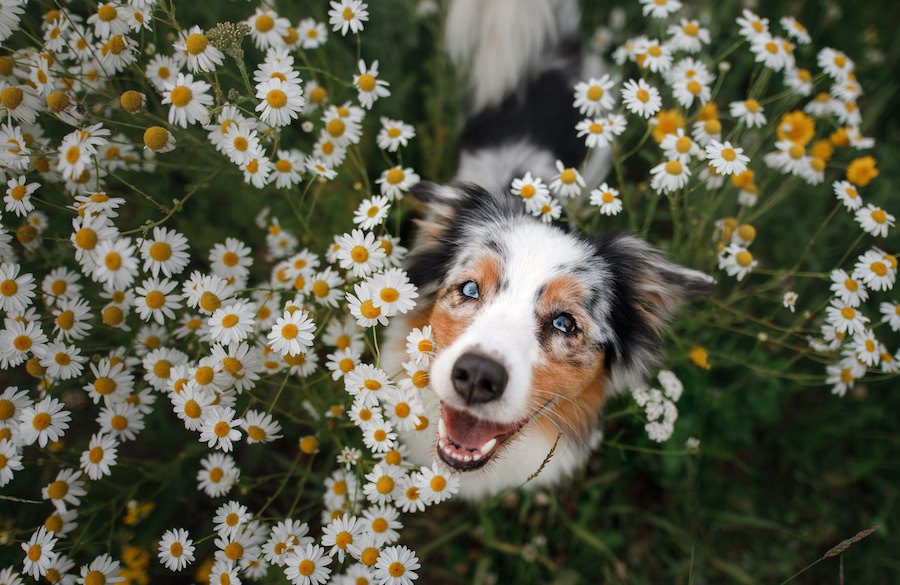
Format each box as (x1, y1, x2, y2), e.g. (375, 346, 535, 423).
(457, 36, 586, 185)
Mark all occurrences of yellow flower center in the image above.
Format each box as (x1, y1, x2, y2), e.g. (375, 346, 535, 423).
(519, 184, 536, 199)
(224, 542, 243, 560)
(351, 245, 369, 263)
(386, 168, 405, 185)
(357, 73, 376, 92)
(0, 279, 17, 296)
(665, 160, 683, 175)
(683, 22, 699, 36)
(389, 562, 406, 577)
(430, 476, 447, 491)
(735, 250, 753, 267)
(841, 307, 856, 320)
(380, 287, 399, 303)
(28, 544, 42, 562)
(281, 323, 299, 339)
(267, 89, 287, 108)
(145, 290, 165, 309)
(721, 148, 736, 161)
(298, 559, 316, 576)
(89, 446, 104, 464)
(635, 88, 650, 103)
(47, 480, 69, 499)
(94, 377, 116, 395)
(169, 86, 192, 107)
(560, 169, 577, 184)
(255, 14, 275, 32)
(143, 126, 169, 150)
(54, 352, 71, 366)
(111, 414, 128, 430)
(33, 412, 51, 430)
(376, 476, 395, 494)
(97, 4, 117, 21)
(335, 531, 353, 549)
(361, 547, 380, 566)
(871, 262, 887, 276)
(871, 209, 887, 224)
(153, 359, 172, 379)
(104, 252, 121, 270)
(221, 314, 239, 328)
(0, 86, 23, 110)
(185, 33, 208, 55)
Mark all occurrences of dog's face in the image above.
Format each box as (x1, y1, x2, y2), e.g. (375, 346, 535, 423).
(406, 182, 713, 472)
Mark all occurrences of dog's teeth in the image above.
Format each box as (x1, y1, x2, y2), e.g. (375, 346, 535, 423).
(438, 417, 446, 438)
(443, 446, 454, 456)
(480, 438, 497, 454)
(472, 452, 482, 461)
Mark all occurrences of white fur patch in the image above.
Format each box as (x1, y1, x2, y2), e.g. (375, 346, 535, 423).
(455, 140, 558, 196)
(446, 0, 580, 113)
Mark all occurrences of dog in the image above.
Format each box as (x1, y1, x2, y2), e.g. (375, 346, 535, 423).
(383, 0, 714, 500)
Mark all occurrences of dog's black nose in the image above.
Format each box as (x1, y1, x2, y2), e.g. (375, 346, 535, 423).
(451, 352, 508, 404)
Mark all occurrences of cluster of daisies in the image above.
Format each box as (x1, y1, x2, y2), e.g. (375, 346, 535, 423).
(505, 4, 896, 401)
(0, 0, 461, 583)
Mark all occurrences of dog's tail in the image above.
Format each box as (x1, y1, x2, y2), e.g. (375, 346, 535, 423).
(445, 0, 609, 195)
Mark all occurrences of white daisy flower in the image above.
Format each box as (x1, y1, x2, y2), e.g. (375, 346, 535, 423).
(284, 543, 332, 585)
(782, 291, 798, 313)
(830, 269, 868, 307)
(0, 438, 23, 487)
(548, 160, 585, 198)
(298, 18, 328, 49)
(621, 78, 662, 118)
(197, 452, 240, 498)
(415, 463, 459, 505)
(21, 526, 58, 579)
(271, 150, 305, 189)
(368, 268, 418, 317)
(256, 78, 305, 127)
(667, 19, 710, 53)
(880, 302, 900, 332)
(329, 0, 369, 36)
(209, 302, 255, 345)
(705, 140, 750, 176)
(336, 230, 386, 278)
(405, 326, 435, 364)
(736, 9, 769, 42)
(660, 129, 701, 164)
(200, 407, 243, 453)
(79, 433, 118, 480)
(833, 180, 863, 211)
(363, 463, 403, 505)
(510, 172, 550, 213)
(97, 401, 144, 442)
(38, 341, 86, 381)
(395, 475, 427, 513)
(243, 152, 273, 189)
(730, 99, 766, 128)
(175, 26, 224, 73)
(361, 418, 398, 453)
(376, 166, 419, 200)
(134, 278, 182, 324)
(354, 59, 391, 109)
(374, 545, 420, 585)
(92, 237, 139, 291)
(639, 0, 681, 19)
(751, 35, 792, 72)
(41, 267, 82, 303)
(41, 468, 85, 513)
(825, 300, 869, 336)
(818, 47, 854, 81)
(0, 320, 48, 369)
(4, 175, 38, 217)
(79, 554, 123, 585)
(0, 386, 31, 430)
(534, 197, 563, 224)
(309, 269, 345, 308)
(853, 249, 896, 292)
(213, 500, 251, 539)
(267, 310, 315, 357)
(145, 54, 182, 92)
(573, 75, 615, 116)
(0, 262, 35, 314)
(717, 244, 757, 282)
(377, 118, 415, 152)
(322, 515, 365, 562)
(354, 196, 391, 230)
(589, 183, 623, 215)
(855, 204, 894, 238)
(162, 73, 213, 128)
(246, 7, 290, 50)
(241, 410, 283, 444)
(158, 528, 195, 572)
(650, 159, 691, 194)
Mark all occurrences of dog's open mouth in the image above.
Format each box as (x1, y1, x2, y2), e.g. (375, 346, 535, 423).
(437, 403, 526, 471)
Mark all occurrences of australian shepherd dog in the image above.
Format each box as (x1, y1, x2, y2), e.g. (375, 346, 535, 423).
(383, 0, 713, 499)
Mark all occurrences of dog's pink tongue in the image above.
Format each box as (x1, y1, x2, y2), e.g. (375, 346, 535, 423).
(442, 405, 515, 449)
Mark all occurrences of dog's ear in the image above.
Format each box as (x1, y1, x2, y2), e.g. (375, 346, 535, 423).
(593, 233, 715, 390)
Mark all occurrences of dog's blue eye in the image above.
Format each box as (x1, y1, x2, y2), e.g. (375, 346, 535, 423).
(552, 313, 576, 334)
(461, 281, 479, 299)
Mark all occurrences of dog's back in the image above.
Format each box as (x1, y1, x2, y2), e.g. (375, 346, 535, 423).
(446, 0, 608, 195)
